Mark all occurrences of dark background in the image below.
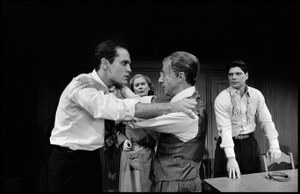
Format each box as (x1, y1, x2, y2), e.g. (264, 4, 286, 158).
(1, 0, 298, 191)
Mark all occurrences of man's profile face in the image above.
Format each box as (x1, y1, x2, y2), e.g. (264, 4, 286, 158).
(159, 59, 178, 97)
(107, 47, 132, 86)
(228, 66, 248, 89)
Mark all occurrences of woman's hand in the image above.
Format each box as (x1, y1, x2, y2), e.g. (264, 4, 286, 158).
(123, 139, 132, 151)
(120, 85, 139, 98)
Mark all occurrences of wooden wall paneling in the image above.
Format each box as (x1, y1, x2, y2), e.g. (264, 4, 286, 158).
(251, 72, 298, 167)
(196, 71, 207, 107)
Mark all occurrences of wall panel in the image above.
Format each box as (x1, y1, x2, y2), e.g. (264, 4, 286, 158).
(251, 72, 298, 167)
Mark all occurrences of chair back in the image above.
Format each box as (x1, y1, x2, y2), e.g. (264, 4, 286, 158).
(262, 152, 295, 172)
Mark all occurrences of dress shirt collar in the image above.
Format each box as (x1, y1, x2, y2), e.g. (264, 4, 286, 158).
(229, 85, 251, 97)
(91, 69, 116, 92)
(170, 86, 196, 103)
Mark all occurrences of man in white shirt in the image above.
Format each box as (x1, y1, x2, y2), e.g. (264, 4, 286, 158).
(214, 60, 281, 179)
(48, 40, 197, 192)
(125, 51, 208, 192)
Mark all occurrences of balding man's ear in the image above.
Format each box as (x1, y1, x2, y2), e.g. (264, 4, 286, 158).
(101, 58, 108, 70)
(178, 72, 186, 82)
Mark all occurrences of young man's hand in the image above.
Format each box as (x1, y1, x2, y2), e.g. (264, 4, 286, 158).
(173, 98, 197, 119)
(227, 157, 241, 179)
(266, 148, 282, 163)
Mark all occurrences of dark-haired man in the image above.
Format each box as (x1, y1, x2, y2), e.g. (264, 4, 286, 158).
(214, 60, 281, 179)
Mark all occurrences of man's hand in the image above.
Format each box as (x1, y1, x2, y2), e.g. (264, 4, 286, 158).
(120, 85, 140, 98)
(227, 157, 241, 179)
(266, 148, 281, 163)
(172, 98, 197, 119)
(73, 75, 107, 91)
(188, 91, 201, 115)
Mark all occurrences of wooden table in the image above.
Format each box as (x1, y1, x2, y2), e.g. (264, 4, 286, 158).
(204, 169, 298, 192)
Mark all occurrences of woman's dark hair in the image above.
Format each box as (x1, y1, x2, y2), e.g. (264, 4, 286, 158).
(92, 40, 128, 71)
(129, 74, 155, 96)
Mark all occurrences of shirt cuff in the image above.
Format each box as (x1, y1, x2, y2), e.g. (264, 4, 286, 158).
(122, 98, 140, 120)
(224, 148, 236, 158)
(269, 139, 280, 149)
(121, 86, 140, 98)
(138, 96, 154, 103)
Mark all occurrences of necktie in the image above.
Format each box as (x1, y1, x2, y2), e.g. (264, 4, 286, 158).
(103, 120, 118, 150)
(103, 87, 125, 150)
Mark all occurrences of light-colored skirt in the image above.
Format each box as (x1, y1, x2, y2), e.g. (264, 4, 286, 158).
(119, 143, 154, 192)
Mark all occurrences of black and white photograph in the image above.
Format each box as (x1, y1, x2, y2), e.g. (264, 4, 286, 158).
(1, 0, 298, 192)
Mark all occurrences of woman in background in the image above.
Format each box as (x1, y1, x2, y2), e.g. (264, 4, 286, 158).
(119, 74, 158, 192)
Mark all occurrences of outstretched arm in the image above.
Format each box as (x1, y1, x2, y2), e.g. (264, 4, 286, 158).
(73, 74, 197, 119)
(134, 98, 197, 119)
(256, 91, 281, 162)
(214, 96, 240, 179)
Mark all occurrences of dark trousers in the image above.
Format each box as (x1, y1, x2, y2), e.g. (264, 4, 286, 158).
(48, 146, 103, 192)
(214, 135, 262, 178)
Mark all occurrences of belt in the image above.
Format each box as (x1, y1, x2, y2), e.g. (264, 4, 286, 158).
(53, 145, 93, 154)
(233, 133, 253, 140)
(53, 145, 78, 153)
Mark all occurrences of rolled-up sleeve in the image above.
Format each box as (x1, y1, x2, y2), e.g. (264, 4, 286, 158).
(69, 83, 140, 122)
(256, 91, 279, 149)
(214, 94, 235, 158)
(138, 95, 154, 103)
(130, 112, 198, 136)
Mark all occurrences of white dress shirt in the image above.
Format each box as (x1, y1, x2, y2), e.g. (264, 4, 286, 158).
(50, 69, 140, 151)
(214, 85, 280, 158)
(127, 86, 199, 142)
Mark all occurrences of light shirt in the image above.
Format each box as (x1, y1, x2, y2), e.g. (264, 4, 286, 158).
(128, 86, 199, 142)
(50, 69, 140, 151)
(214, 85, 280, 158)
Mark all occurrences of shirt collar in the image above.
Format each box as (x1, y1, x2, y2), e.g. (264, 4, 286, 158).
(91, 69, 116, 92)
(170, 86, 196, 103)
(229, 85, 251, 97)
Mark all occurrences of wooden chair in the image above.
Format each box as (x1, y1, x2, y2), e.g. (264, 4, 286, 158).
(262, 152, 295, 172)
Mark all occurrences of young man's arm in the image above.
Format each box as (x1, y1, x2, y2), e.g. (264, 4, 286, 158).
(134, 99, 197, 119)
(119, 85, 196, 119)
(214, 95, 241, 179)
(256, 91, 281, 162)
(73, 75, 197, 119)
